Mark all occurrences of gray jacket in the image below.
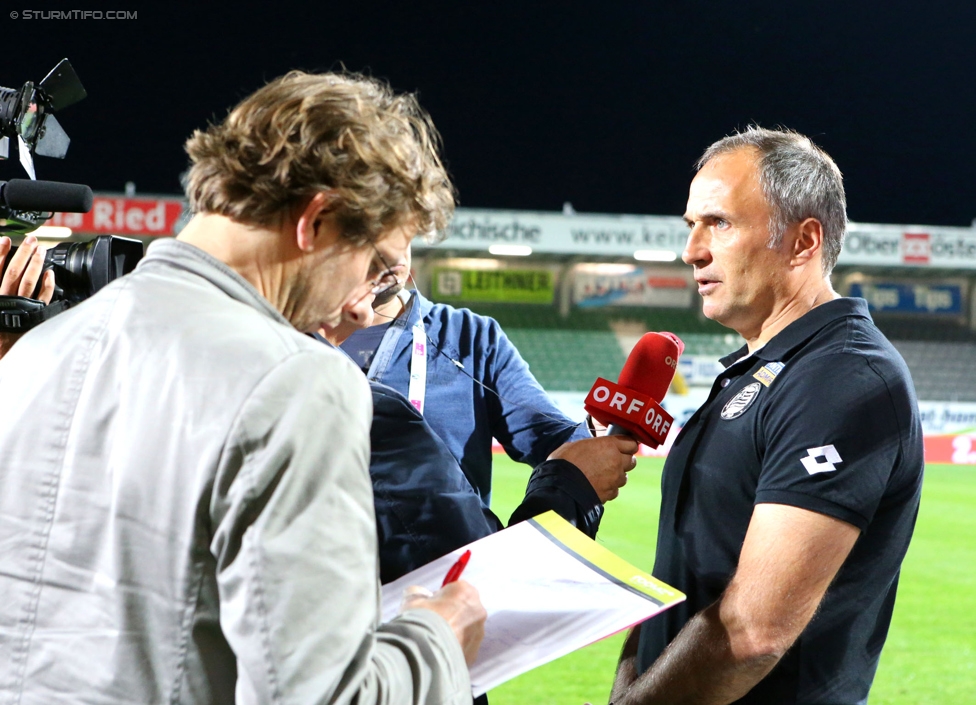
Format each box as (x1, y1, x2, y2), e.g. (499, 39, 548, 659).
(0, 239, 470, 704)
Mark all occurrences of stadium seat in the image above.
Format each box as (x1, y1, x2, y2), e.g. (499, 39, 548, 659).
(890, 340, 976, 402)
(440, 300, 976, 400)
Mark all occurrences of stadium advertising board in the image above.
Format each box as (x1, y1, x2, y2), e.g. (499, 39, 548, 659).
(51, 195, 185, 237)
(677, 355, 726, 385)
(843, 224, 976, 268)
(527, 394, 976, 465)
(432, 267, 555, 303)
(918, 401, 976, 435)
(415, 208, 690, 257)
(926, 434, 976, 464)
(420, 208, 976, 269)
(848, 282, 966, 315)
(573, 267, 693, 308)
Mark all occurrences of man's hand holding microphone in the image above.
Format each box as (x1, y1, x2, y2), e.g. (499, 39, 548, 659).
(547, 332, 685, 503)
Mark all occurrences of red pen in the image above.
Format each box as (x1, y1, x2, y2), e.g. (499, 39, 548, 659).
(441, 549, 471, 587)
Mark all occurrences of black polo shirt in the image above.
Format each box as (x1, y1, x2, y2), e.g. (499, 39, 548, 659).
(636, 298, 923, 704)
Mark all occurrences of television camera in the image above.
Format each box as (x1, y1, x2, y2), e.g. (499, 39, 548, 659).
(0, 60, 144, 333)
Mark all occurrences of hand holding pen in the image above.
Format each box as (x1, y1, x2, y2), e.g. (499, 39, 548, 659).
(442, 550, 471, 586)
(399, 550, 484, 665)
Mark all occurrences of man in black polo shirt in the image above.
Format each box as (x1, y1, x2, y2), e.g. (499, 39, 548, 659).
(610, 127, 923, 705)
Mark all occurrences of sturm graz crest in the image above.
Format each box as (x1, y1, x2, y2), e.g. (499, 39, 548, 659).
(721, 382, 761, 420)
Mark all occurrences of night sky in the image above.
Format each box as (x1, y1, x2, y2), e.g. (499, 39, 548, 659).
(3, 2, 975, 227)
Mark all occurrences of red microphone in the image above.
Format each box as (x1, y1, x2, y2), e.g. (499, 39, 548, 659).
(584, 332, 685, 448)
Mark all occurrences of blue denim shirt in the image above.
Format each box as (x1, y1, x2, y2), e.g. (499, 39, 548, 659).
(362, 292, 589, 504)
(369, 382, 604, 584)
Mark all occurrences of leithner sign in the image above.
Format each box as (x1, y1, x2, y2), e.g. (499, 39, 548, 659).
(433, 268, 554, 304)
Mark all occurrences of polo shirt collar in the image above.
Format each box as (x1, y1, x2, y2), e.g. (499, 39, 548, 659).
(719, 297, 871, 369)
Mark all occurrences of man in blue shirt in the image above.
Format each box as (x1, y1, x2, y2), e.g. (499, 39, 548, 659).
(328, 291, 639, 584)
(368, 378, 635, 582)
(340, 245, 593, 506)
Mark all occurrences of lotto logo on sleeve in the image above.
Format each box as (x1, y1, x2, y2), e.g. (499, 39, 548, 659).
(801, 445, 843, 475)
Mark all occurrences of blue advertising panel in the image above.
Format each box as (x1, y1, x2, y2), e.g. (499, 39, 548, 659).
(848, 282, 964, 315)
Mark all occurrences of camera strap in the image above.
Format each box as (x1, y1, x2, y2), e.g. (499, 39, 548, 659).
(0, 296, 70, 333)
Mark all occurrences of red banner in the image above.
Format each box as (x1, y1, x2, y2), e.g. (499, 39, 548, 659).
(50, 195, 185, 237)
(902, 232, 931, 265)
(923, 434, 976, 465)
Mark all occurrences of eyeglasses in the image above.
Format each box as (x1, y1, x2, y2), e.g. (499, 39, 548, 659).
(366, 240, 401, 298)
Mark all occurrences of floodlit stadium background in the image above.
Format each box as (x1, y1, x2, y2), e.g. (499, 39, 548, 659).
(37, 195, 976, 704)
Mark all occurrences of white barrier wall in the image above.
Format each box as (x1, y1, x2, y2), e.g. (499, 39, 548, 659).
(542, 392, 976, 465)
(417, 207, 976, 270)
(550, 392, 976, 437)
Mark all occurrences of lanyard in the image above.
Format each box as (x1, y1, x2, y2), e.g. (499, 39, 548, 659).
(402, 290, 428, 414)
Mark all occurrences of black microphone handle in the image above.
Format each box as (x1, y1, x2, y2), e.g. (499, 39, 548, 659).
(606, 424, 633, 438)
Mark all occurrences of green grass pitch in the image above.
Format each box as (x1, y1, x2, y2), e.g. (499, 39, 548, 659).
(486, 457, 976, 704)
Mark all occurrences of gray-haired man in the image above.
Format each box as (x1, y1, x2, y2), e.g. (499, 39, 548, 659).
(611, 127, 923, 705)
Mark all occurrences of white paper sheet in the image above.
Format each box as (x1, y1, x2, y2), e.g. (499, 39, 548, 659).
(381, 511, 685, 696)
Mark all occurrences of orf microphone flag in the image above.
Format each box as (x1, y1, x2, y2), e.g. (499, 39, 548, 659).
(584, 332, 684, 448)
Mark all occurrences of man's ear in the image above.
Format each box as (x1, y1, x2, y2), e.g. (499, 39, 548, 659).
(295, 191, 339, 252)
(791, 217, 823, 268)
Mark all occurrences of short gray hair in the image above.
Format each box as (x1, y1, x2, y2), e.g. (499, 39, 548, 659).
(697, 126, 847, 274)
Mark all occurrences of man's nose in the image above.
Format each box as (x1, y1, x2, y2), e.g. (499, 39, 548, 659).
(343, 291, 376, 329)
(682, 224, 709, 266)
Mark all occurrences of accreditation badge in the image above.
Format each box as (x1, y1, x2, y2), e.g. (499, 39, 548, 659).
(753, 361, 785, 387)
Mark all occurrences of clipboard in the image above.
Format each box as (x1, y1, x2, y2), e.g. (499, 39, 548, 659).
(381, 511, 685, 696)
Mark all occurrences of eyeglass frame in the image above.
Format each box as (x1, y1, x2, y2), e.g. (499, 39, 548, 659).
(365, 240, 402, 298)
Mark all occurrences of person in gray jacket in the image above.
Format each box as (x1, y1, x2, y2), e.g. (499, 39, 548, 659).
(0, 71, 485, 704)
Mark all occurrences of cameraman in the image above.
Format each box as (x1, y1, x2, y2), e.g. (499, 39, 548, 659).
(0, 233, 54, 357)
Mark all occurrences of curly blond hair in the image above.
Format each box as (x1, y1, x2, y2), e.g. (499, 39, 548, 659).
(184, 71, 455, 243)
